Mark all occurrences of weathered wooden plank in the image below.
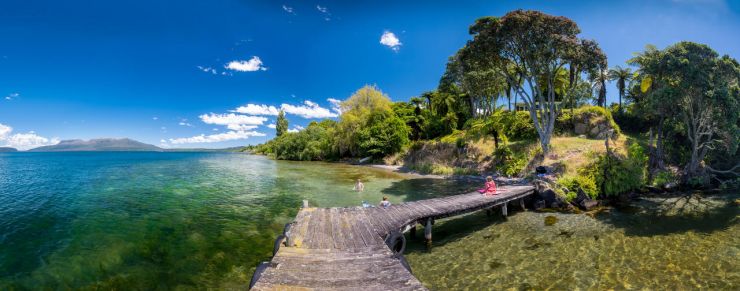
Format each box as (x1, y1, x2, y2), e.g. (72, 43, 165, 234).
(319, 208, 333, 249)
(254, 186, 535, 291)
(341, 208, 365, 249)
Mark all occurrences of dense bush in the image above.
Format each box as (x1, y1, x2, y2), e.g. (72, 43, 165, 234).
(493, 145, 528, 177)
(356, 110, 410, 158)
(263, 120, 338, 161)
(558, 175, 598, 199)
(580, 142, 648, 196)
(500, 111, 538, 140)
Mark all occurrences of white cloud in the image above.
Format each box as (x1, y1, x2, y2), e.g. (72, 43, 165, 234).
(168, 130, 265, 144)
(231, 101, 338, 119)
(226, 124, 258, 131)
(197, 66, 218, 75)
(213, 128, 219, 131)
(380, 31, 402, 51)
(5, 93, 18, 100)
(287, 125, 305, 133)
(152, 117, 158, 120)
(281, 100, 338, 118)
(316, 5, 331, 21)
(0, 123, 11, 138)
(267, 123, 277, 129)
(327, 98, 342, 114)
(0, 123, 59, 150)
(232, 104, 280, 115)
(179, 119, 193, 127)
(199, 113, 267, 126)
(225, 56, 267, 72)
(282, 5, 295, 14)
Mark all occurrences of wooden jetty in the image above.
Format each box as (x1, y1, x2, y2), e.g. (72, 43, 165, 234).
(250, 185, 536, 290)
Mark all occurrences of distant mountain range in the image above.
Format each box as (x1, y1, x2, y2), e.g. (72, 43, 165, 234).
(0, 147, 18, 152)
(28, 138, 162, 152)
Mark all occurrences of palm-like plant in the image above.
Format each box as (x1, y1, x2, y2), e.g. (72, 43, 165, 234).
(591, 68, 609, 107)
(608, 66, 633, 112)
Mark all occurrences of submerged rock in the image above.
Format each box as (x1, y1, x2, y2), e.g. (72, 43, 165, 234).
(544, 215, 558, 226)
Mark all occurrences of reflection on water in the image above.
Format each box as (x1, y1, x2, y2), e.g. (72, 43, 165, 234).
(405, 193, 739, 290)
(0, 152, 475, 290)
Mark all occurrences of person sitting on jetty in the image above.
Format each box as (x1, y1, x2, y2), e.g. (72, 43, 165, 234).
(379, 196, 391, 208)
(353, 179, 364, 192)
(478, 176, 497, 195)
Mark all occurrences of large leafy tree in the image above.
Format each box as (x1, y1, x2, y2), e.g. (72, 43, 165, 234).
(462, 10, 607, 154)
(633, 42, 740, 181)
(608, 66, 633, 112)
(276, 110, 288, 137)
(336, 85, 398, 156)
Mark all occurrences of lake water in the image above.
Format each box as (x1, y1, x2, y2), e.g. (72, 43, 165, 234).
(0, 152, 737, 290)
(0, 152, 474, 289)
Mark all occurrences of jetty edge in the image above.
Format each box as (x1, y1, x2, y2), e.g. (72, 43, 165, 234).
(250, 185, 536, 290)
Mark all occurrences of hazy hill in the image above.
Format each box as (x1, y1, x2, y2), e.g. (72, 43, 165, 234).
(28, 138, 162, 152)
(0, 147, 18, 152)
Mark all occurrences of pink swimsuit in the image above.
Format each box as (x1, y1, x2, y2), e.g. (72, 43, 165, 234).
(478, 181, 497, 195)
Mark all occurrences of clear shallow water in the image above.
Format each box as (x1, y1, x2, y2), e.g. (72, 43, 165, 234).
(0, 152, 474, 290)
(405, 193, 739, 290)
(1, 152, 737, 290)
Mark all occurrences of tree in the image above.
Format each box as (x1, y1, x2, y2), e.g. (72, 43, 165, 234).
(591, 67, 608, 107)
(608, 66, 633, 112)
(632, 42, 740, 181)
(463, 10, 607, 154)
(337, 85, 395, 156)
(276, 110, 288, 137)
(356, 110, 410, 158)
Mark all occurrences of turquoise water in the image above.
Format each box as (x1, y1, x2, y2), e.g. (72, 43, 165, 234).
(0, 152, 474, 290)
(1, 152, 737, 290)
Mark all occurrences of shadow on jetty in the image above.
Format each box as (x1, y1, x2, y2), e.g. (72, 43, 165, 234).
(594, 193, 738, 237)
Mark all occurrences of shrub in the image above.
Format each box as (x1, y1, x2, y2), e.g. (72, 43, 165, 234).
(580, 142, 648, 196)
(356, 110, 410, 158)
(558, 175, 598, 199)
(653, 170, 678, 187)
(493, 145, 529, 177)
(501, 111, 537, 140)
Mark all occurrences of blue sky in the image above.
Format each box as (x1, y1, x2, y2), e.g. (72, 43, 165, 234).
(0, 0, 738, 149)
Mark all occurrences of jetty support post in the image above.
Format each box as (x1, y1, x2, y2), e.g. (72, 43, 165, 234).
(501, 203, 508, 217)
(302, 200, 309, 208)
(424, 218, 433, 248)
(519, 198, 526, 211)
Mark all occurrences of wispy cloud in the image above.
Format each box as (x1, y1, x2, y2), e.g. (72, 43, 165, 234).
(5, 92, 19, 100)
(168, 130, 265, 144)
(267, 123, 277, 129)
(380, 31, 402, 52)
(225, 56, 267, 72)
(152, 117, 158, 120)
(0, 123, 59, 150)
(316, 5, 331, 21)
(282, 4, 295, 14)
(179, 119, 193, 127)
